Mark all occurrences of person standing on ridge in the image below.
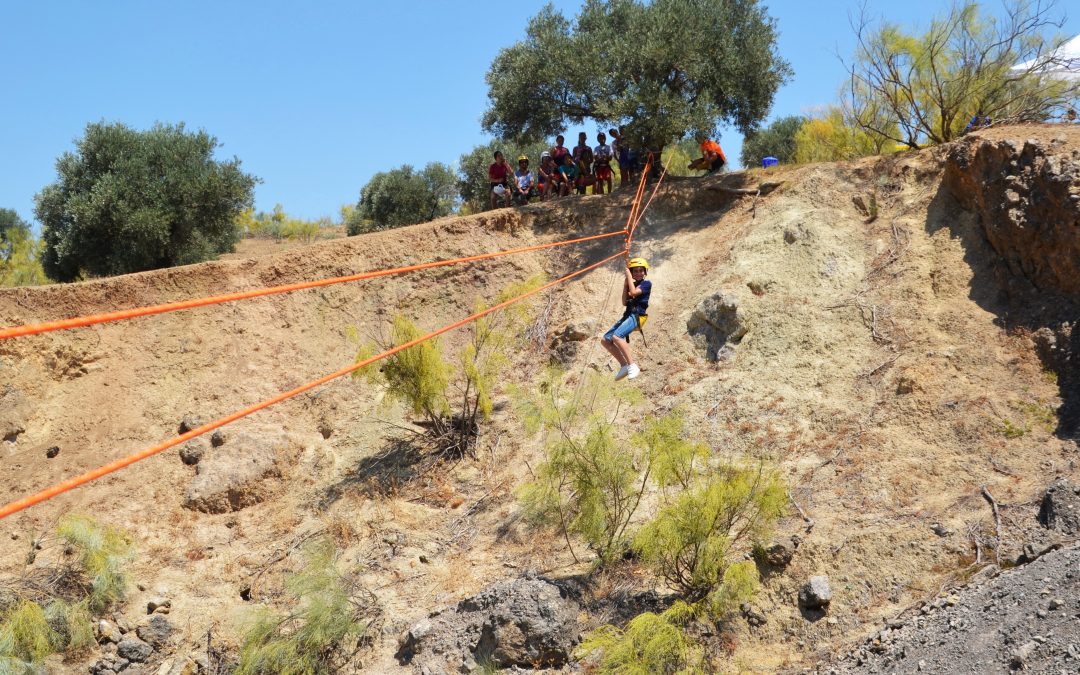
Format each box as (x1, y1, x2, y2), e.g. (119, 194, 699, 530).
(600, 257, 651, 380)
(593, 132, 614, 195)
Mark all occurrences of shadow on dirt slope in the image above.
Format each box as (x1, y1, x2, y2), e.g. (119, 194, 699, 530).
(926, 134, 1080, 438)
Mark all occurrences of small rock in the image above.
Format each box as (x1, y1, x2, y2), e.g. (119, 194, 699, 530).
(184, 433, 285, 513)
(178, 415, 204, 434)
(686, 292, 747, 361)
(117, 636, 154, 662)
(147, 597, 171, 615)
(179, 441, 206, 466)
(558, 323, 591, 342)
(1037, 609, 1049, 619)
(799, 576, 832, 610)
(317, 421, 333, 439)
(1012, 640, 1037, 667)
(945, 594, 960, 607)
(741, 603, 767, 627)
(930, 523, 953, 537)
(210, 430, 227, 447)
(419, 555, 430, 564)
(136, 614, 174, 649)
(113, 613, 134, 633)
(827, 617, 838, 625)
(45, 446, 60, 458)
(758, 535, 801, 568)
(1050, 598, 1064, 610)
(96, 619, 122, 644)
(9, 532, 17, 540)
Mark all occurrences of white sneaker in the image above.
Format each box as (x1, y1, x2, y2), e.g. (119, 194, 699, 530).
(614, 365, 629, 381)
(626, 363, 641, 379)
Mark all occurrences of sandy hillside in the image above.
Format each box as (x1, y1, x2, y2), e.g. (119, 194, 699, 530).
(1, 123, 1077, 673)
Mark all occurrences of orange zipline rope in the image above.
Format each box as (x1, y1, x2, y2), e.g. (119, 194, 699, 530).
(0, 230, 627, 340)
(0, 249, 626, 520)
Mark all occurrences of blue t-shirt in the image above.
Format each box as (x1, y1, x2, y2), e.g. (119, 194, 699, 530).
(626, 279, 651, 316)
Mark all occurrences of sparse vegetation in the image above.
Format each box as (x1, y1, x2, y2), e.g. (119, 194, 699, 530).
(846, 1, 1079, 147)
(577, 601, 704, 674)
(0, 516, 132, 671)
(354, 274, 544, 456)
(517, 369, 646, 564)
(236, 205, 334, 242)
(235, 539, 372, 675)
(56, 514, 134, 612)
(525, 403, 784, 670)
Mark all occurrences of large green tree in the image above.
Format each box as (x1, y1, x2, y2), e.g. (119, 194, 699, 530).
(740, 115, 806, 167)
(482, 0, 791, 155)
(847, 1, 1079, 147)
(35, 122, 257, 281)
(347, 163, 458, 235)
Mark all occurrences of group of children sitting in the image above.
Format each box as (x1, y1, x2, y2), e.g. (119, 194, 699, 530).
(488, 129, 640, 209)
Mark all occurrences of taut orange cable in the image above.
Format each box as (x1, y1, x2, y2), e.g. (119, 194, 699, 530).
(625, 156, 653, 250)
(627, 161, 667, 248)
(0, 230, 626, 340)
(0, 250, 626, 520)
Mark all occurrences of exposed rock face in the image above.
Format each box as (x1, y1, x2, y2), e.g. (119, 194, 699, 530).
(944, 135, 1080, 299)
(944, 135, 1080, 434)
(396, 576, 580, 674)
(687, 292, 747, 361)
(1038, 478, 1080, 536)
(183, 433, 284, 513)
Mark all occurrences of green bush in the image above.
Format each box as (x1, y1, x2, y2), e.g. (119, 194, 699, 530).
(354, 274, 544, 455)
(0, 517, 130, 671)
(35, 121, 257, 281)
(0, 209, 47, 288)
(57, 514, 134, 612)
(235, 539, 369, 675)
(740, 115, 806, 167)
(517, 369, 645, 564)
(0, 601, 55, 670)
(577, 601, 703, 674)
(633, 462, 785, 602)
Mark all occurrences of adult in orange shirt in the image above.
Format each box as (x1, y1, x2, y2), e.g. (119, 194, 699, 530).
(698, 137, 727, 174)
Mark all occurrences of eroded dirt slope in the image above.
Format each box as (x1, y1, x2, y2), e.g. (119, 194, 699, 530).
(1, 123, 1078, 673)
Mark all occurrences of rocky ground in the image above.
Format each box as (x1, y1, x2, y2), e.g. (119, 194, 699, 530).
(1, 123, 1078, 673)
(820, 480, 1080, 674)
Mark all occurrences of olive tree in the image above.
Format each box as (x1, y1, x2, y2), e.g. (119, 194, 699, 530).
(740, 115, 806, 167)
(347, 162, 458, 235)
(482, 0, 791, 157)
(35, 122, 257, 281)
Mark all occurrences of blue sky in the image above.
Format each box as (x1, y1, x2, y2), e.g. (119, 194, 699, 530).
(2, 0, 1077, 226)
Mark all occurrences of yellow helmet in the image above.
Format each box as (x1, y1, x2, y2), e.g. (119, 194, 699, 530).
(628, 257, 649, 271)
(517, 154, 529, 162)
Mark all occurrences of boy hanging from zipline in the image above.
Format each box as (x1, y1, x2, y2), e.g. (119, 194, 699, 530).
(601, 256, 651, 380)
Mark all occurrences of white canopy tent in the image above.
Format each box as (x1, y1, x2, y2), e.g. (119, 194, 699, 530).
(1011, 34, 1080, 81)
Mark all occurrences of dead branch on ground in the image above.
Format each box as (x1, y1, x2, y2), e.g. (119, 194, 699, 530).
(705, 181, 784, 196)
(981, 485, 1003, 564)
(787, 490, 815, 532)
